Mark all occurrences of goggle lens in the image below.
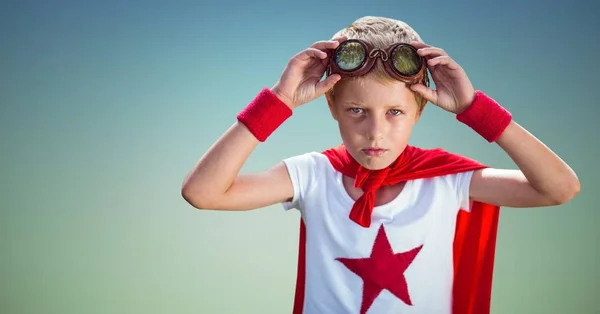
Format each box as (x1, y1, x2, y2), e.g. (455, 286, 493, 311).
(391, 45, 421, 76)
(333, 41, 366, 71)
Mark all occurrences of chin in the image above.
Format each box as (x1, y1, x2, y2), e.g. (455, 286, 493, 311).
(345, 146, 398, 170)
(357, 157, 395, 170)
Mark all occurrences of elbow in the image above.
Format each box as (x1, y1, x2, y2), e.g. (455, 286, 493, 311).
(547, 178, 581, 205)
(181, 184, 215, 210)
(181, 186, 201, 209)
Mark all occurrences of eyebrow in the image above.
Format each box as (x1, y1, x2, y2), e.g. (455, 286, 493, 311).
(344, 101, 407, 109)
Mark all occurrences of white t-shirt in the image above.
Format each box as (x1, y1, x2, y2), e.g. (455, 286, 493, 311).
(282, 151, 474, 314)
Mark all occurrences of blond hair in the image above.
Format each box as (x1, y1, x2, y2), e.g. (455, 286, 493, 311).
(327, 16, 427, 110)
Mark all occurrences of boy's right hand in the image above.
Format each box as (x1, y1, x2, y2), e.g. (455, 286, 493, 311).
(271, 36, 347, 109)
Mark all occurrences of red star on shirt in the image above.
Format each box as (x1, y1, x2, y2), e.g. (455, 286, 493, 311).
(336, 225, 422, 314)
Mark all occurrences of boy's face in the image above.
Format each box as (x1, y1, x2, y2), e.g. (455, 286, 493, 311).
(327, 77, 421, 170)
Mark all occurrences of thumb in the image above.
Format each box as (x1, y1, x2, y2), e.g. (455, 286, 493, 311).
(315, 74, 341, 95)
(410, 84, 437, 104)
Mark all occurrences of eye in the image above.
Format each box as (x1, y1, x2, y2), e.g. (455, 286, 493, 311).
(388, 109, 403, 116)
(348, 108, 364, 114)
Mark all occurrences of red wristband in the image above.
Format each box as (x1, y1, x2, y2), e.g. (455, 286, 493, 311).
(456, 90, 512, 142)
(237, 88, 293, 142)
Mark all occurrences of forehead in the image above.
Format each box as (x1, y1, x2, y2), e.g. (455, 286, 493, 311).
(334, 77, 418, 108)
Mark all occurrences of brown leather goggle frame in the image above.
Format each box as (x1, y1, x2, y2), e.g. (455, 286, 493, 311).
(326, 39, 430, 87)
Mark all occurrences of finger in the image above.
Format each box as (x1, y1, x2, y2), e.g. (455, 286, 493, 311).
(310, 39, 343, 51)
(427, 56, 460, 70)
(410, 41, 431, 48)
(331, 35, 348, 44)
(410, 83, 438, 104)
(320, 53, 330, 67)
(417, 47, 447, 58)
(315, 74, 341, 95)
(296, 47, 328, 61)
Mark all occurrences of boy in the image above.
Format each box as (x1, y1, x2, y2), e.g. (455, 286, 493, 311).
(181, 16, 579, 314)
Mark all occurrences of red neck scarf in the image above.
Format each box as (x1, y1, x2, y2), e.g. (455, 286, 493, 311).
(322, 144, 489, 228)
(292, 144, 501, 314)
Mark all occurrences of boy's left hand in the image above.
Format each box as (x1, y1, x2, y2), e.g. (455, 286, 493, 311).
(409, 41, 475, 114)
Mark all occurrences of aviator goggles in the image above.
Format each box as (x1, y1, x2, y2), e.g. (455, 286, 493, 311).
(326, 39, 430, 87)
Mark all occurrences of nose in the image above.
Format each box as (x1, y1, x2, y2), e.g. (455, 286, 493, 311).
(366, 114, 386, 141)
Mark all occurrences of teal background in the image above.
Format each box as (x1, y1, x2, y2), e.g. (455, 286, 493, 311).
(2, 0, 598, 313)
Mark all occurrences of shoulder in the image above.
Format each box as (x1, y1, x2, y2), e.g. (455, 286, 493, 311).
(282, 151, 332, 173)
(281, 151, 340, 186)
(280, 151, 337, 211)
(418, 170, 475, 191)
(413, 170, 476, 211)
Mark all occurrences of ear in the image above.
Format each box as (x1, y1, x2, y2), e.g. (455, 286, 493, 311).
(325, 92, 339, 121)
(414, 101, 427, 123)
(414, 108, 422, 123)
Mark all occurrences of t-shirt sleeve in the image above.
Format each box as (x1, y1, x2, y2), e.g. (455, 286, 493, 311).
(281, 152, 318, 212)
(455, 170, 475, 211)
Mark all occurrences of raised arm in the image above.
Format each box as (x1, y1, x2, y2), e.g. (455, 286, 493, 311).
(410, 41, 580, 208)
(181, 121, 294, 210)
(181, 37, 346, 211)
(468, 120, 580, 207)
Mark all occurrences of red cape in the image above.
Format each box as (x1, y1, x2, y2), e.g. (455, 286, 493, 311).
(292, 144, 499, 314)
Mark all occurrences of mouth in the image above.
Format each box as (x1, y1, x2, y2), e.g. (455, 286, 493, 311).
(362, 147, 387, 157)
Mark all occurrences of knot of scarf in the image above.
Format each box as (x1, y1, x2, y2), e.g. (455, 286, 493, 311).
(350, 166, 391, 227)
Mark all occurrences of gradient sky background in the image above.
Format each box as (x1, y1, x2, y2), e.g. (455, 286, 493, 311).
(2, 0, 599, 313)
